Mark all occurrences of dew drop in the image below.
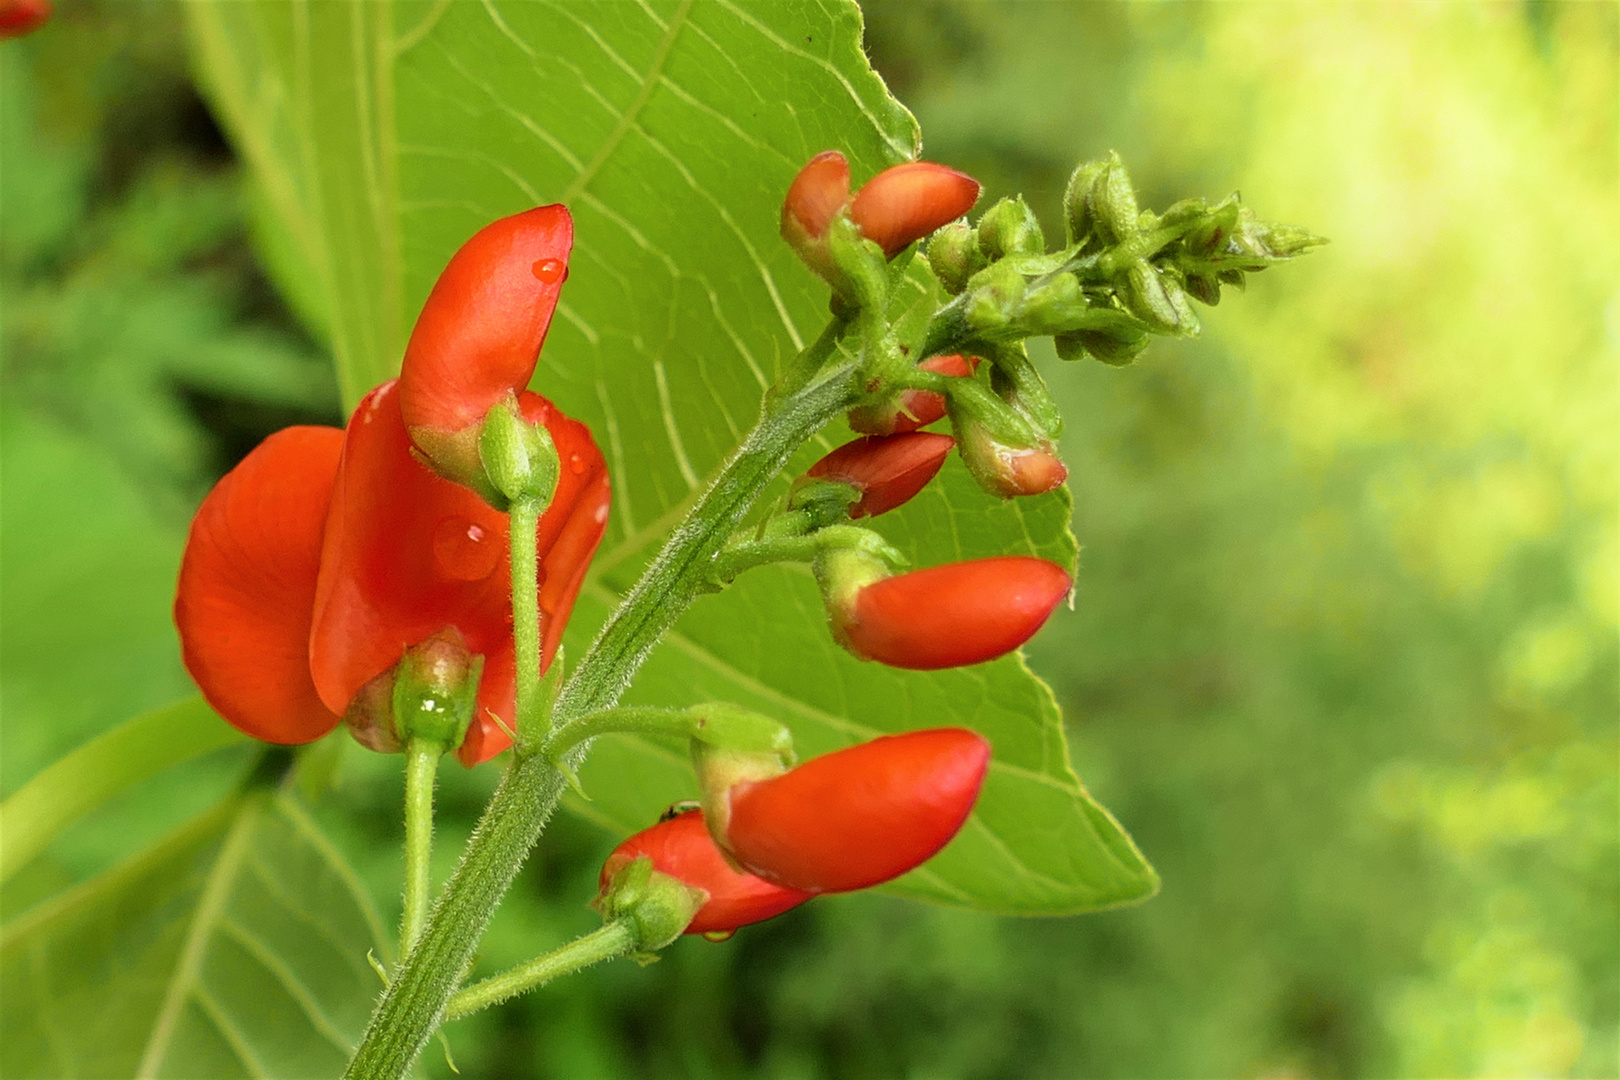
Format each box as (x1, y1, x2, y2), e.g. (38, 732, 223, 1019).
(701, 929, 735, 943)
(532, 258, 567, 285)
(432, 518, 501, 581)
(567, 451, 586, 475)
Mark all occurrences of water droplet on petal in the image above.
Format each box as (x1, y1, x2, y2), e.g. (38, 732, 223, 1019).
(433, 518, 501, 581)
(568, 452, 586, 475)
(701, 929, 735, 943)
(532, 258, 567, 285)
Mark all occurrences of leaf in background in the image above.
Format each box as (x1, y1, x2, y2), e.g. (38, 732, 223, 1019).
(186, 0, 1154, 912)
(0, 787, 390, 1080)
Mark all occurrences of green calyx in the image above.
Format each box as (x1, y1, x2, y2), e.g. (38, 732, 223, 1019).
(594, 855, 707, 959)
(479, 399, 560, 509)
(391, 631, 486, 750)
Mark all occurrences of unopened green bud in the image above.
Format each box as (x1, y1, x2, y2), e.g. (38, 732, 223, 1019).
(1122, 260, 1198, 334)
(479, 401, 560, 507)
(392, 630, 485, 749)
(1063, 158, 1108, 247)
(926, 221, 986, 294)
(1184, 196, 1242, 256)
(1012, 273, 1087, 336)
(1184, 273, 1221, 306)
(1054, 310, 1151, 367)
(977, 197, 1045, 261)
(963, 260, 1027, 338)
(1090, 152, 1140, 245)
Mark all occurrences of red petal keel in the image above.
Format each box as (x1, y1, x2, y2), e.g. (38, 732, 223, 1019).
(723, 729, 991, 893)
(850, 162, 981, 257)
(398, 205, 574, 436)
(837, 556, 1071, 670)
(175, 427, 344, 744)
(780, 150, 851, 244)
(600, 811, 812, 935)
(805, 432, 954, 518)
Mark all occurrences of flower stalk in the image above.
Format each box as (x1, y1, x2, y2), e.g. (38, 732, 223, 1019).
(443, 919, 638, 1021)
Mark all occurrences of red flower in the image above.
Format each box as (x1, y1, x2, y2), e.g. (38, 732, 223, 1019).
(310, 380, 609, 765)
(176, 207, 609, 764)
(781, 152, 981, 264)
(714, 729, 991, 893)
(599, 810, 812, 936)
(828, 556, 1071, 670)
(175, 427, 344, 745)
(847, 354, 981, 436)
(955, 421, 1069, 499)
(803, 431, 954, 518)
(0, 0, 50, 38)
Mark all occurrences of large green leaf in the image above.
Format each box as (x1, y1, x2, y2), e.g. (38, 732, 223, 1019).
(185, 0, 1155, 913)
(0, 787, 391, 1079)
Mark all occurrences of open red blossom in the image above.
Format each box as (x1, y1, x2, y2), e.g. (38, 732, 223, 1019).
(804, 432, 954, 518)
(718, 729, 991, 894)
(397, 205, 573, 441)
(175, 427, 344, 745)
(600, 810, 812, 936)
(310, 379, 609, 765)
(831, 556, 1071, 670)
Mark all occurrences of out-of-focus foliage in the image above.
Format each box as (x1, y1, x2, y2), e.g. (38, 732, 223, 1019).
(1, 2, 1613, 1079)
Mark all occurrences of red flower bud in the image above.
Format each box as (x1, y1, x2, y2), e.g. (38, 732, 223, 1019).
(850, 162, 981, 257)
(0, 0, 50, 38)
(398, 205, 573, 442)
(310, 379, 609, 765)
(848, 354, 981, 436)
(780, 150, 851, 248)
(600, 810, 812, 936)
(829, 556, 1070, 670)
(803, 432, 953, 518)
(956, 421, 1068, 498)
(718, 729, 990, 893)
(175, 427, 344, 744)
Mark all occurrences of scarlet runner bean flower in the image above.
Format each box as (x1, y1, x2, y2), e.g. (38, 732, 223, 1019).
(954, 416, 1069, 499)
(823, 555, 1071, 670)
(175, 206, 610, 764)
(599, 810, 812, 936)
(801, 431, 954, 519)
(704, 728, 992, 894)
(847, 354, 980, 436)
(781, 151, 981, 274)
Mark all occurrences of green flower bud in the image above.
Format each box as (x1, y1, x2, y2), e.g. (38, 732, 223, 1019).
(1012, 273, 1087, 337)
(926, 221, 986, 294)
(1054, 314, 1151, 367)
(976, 197, 1045, 261)
(1063, 158, 1108, 247)
(963, 260, 1028, 338)
(1122, 259, 1198, 334)
(1090, 152, 1140, 246)
(1184, 273, 1221, 306)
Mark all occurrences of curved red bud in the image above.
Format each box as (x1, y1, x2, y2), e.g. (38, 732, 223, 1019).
(600, 810, 812, 936)
(0, 0, 50, 37)
(175, 427, 344, 744)
(958, 423, 1068, 498)
(849, 354, 983, 436)
(722, 729, 990, 893)
(780, 150, 851, 246)
(850, 162, 981, 257)
(310, 380, 609, 765)
(398, 205, 574, 439)
(832, 556, 1070, 670)
(804, 432, 953, 518)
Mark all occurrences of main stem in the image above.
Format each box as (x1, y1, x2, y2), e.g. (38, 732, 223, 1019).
(344, 355, 858, 1080)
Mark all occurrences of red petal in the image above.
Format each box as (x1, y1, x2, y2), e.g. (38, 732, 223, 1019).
(600, 810, 811, 935)
(175, 427, 344, 744)
(398, 205, 574, 436)
(780, 150, 850, 243)
(0, 0, 50, 38)
(311, 381, 610, 766)
(847, 354, 980, 436)
(838, 556, 1071, 670)
(724, 729, 990, 893)
(850, 162, 980, 257)
(805, 432, 954, 518)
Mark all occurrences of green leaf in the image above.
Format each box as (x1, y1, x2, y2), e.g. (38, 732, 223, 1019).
(0, 786, 391, 1079)
(0, 696, 248, 885)
(186, 0, 1154, 913)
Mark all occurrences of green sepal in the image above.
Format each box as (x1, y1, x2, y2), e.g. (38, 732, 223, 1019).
(479, 400, 561, 509)
(593, 855, 706, 956)
(392, 632, 486, 750)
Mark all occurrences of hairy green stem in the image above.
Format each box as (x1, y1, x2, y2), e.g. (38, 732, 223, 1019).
(399, 739, 440, 955)
(444, 919, 637, 1021)
(343, 353, 859, 1080)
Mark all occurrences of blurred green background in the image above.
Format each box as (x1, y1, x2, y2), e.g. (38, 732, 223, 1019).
(1, 2, 1614, 1077)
